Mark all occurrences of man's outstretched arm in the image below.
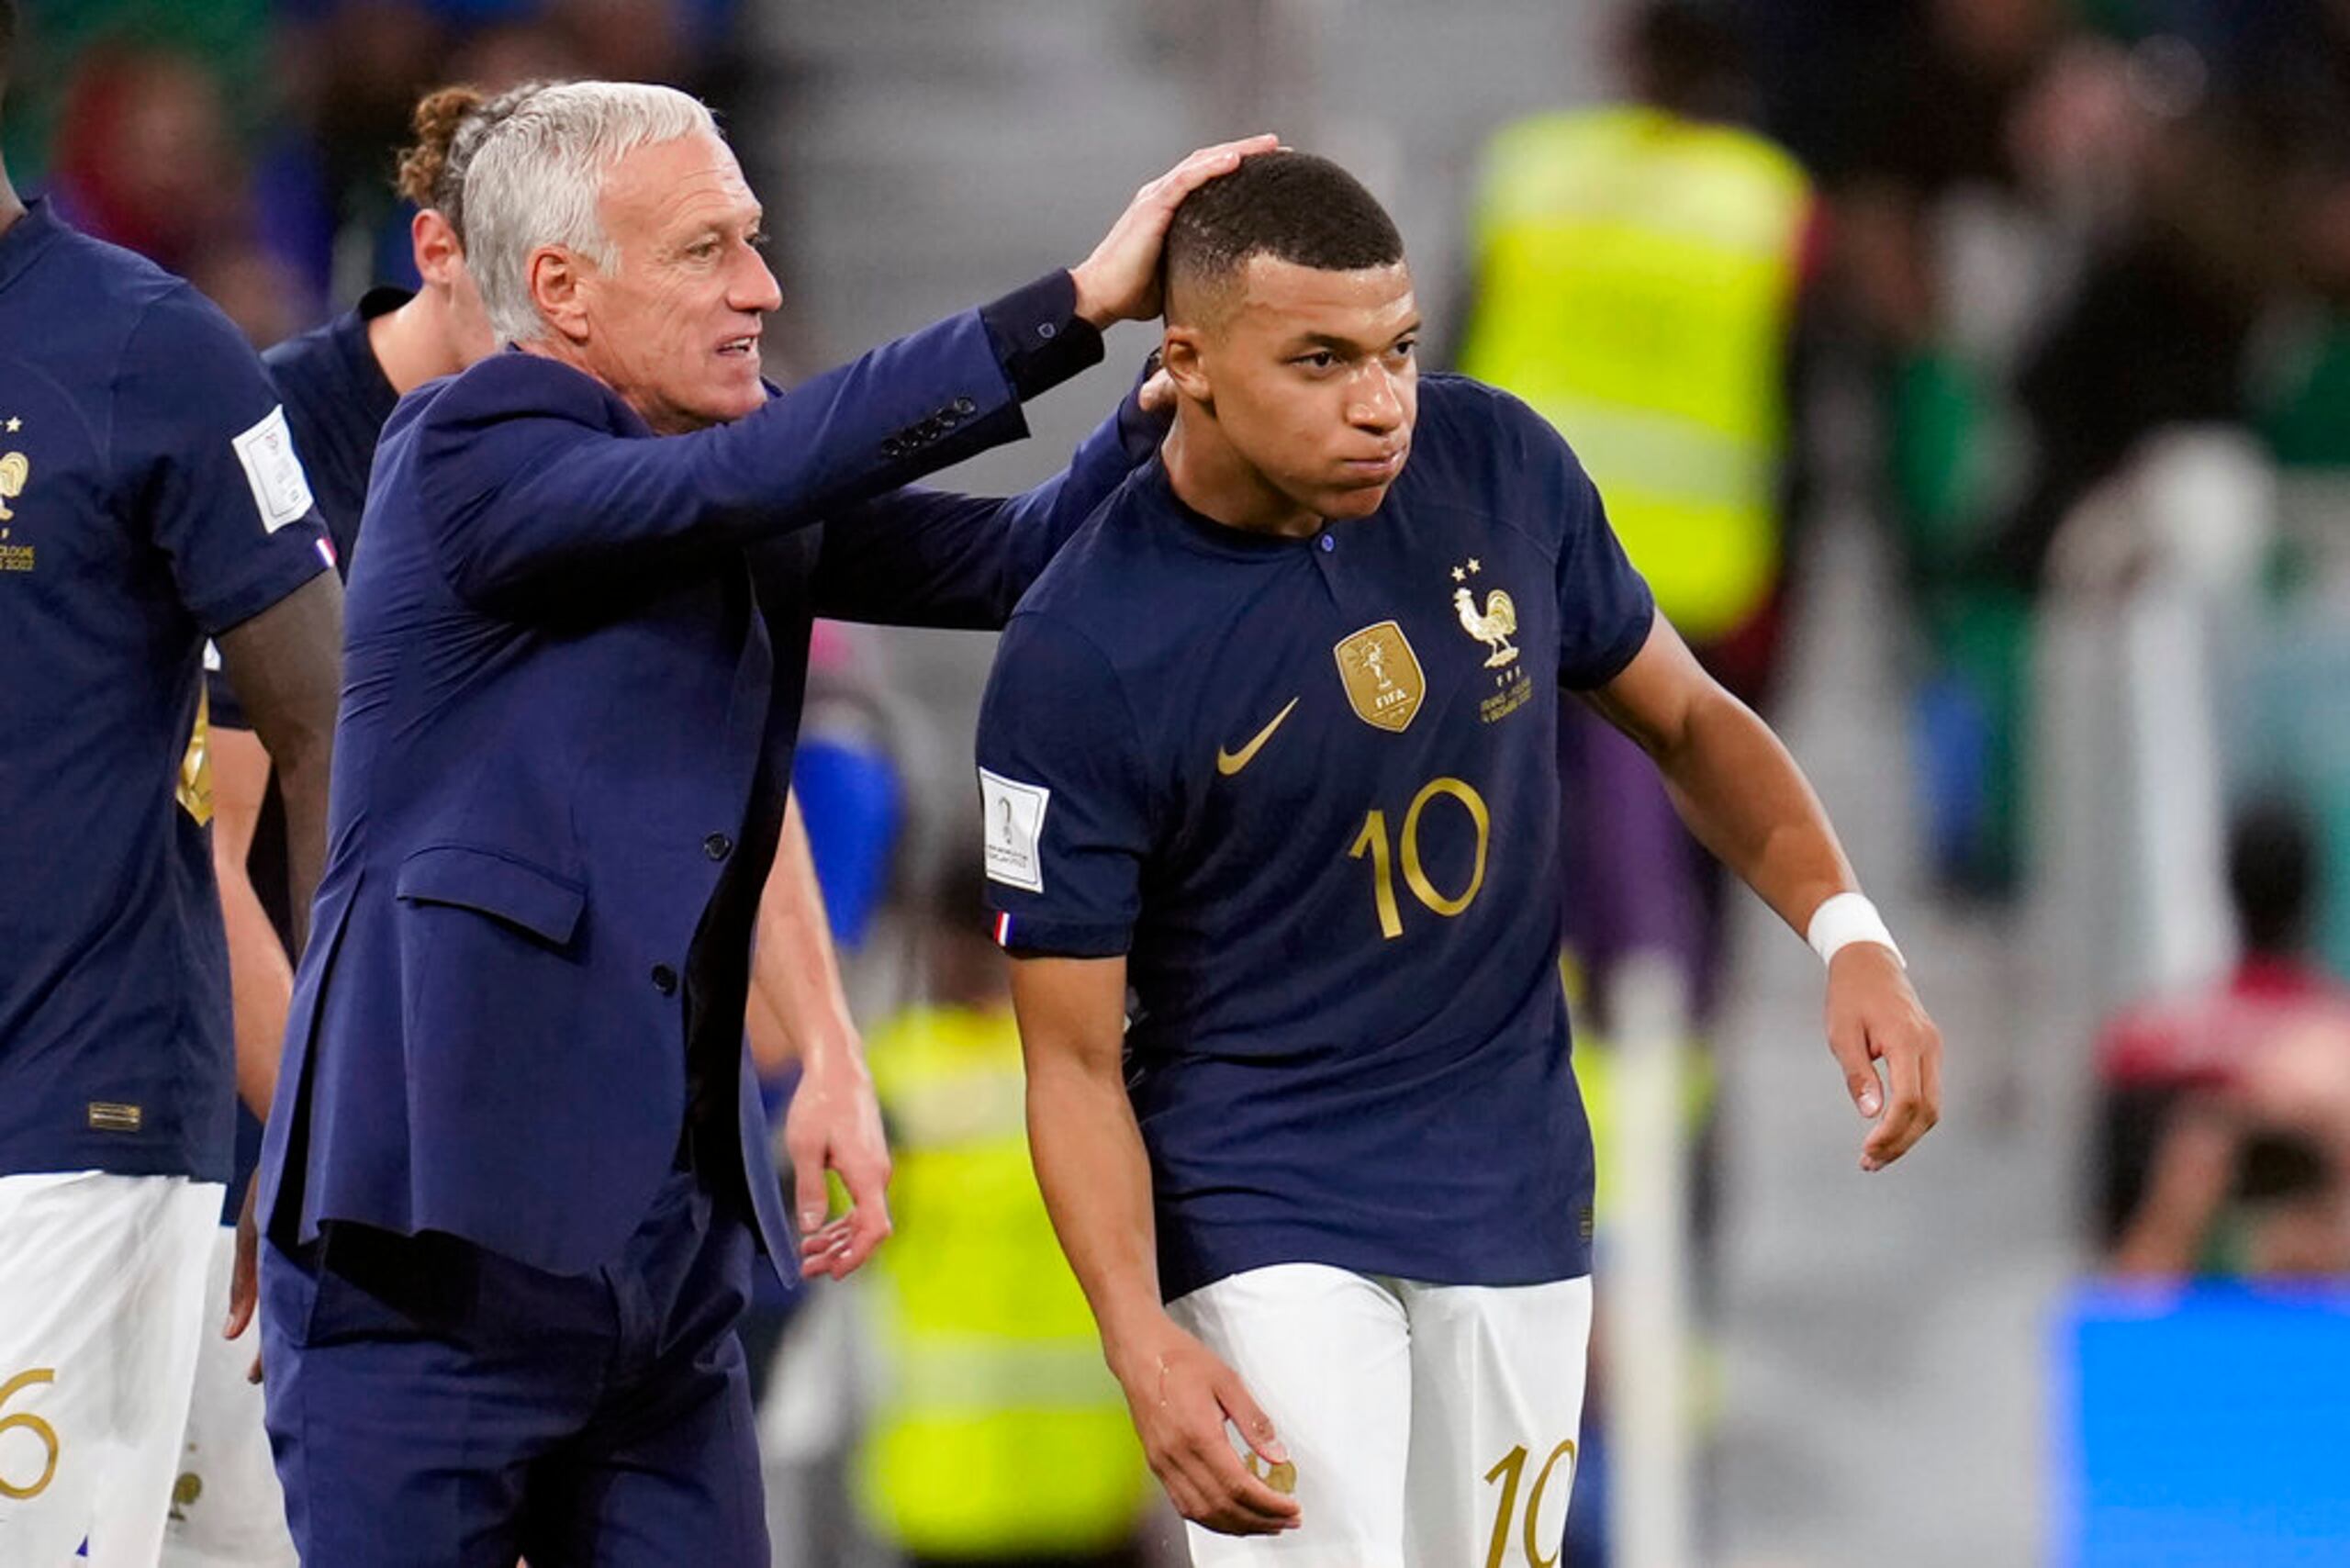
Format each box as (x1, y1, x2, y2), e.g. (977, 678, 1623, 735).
(436, 139, 1274, 611)
(1582, 614, 1943, 1170)
(1010, 954, 1301, 1539)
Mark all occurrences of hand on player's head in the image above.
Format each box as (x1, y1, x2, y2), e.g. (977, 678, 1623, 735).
(1069, 136, 1282, 328)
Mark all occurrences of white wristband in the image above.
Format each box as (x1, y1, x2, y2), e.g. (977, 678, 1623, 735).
(1806, 891, 1904, 969)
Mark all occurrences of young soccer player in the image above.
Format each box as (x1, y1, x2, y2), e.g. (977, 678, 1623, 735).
(976, 151, 1942, 1565)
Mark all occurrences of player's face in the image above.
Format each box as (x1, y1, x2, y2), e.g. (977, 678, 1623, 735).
(578, 131, 779, 434)
(1192, 256, 1419, 523)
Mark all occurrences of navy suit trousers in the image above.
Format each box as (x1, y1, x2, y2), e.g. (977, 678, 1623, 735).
(260, 1169, 765, 1565)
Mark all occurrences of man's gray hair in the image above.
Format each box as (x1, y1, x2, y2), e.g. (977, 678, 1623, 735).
(465, 81, 722, 346)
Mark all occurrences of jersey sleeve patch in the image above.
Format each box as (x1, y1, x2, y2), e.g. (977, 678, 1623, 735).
(979, 767, 1050, 892)
(231, 405, 318, 533)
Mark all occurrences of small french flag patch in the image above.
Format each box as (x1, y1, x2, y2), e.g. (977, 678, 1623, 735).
(992, 911, 1013, 947)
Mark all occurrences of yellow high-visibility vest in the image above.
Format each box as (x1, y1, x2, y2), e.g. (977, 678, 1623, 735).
(854, 1003, 1151, 1557)
(1460, 106, 1810, 643)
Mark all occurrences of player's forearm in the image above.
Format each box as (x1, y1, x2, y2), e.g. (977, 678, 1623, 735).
(219, 863, 294, 1116)
(211, 726, 293, 1117)
(1024, 1045, 1171, 1363)
(749, 791, 858, 1079)
(217, 573, 343, 953)
(1645, 686, 1856, 936)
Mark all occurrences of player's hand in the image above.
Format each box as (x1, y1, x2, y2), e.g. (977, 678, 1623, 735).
(1825, 944, 1943, 1171)
(1109, 1318, 1302, 1537)
(1070, 136, 1281, 327)
(785, 1038, 892, 1280)
(225, 1175, 264, 1383)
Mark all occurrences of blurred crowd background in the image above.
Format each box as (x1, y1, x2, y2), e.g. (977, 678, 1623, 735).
(18, 0, 2350, 1562)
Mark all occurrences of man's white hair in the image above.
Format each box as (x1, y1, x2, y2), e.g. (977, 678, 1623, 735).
(465, 81, 722, 347)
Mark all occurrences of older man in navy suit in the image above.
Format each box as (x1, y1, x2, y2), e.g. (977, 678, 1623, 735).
(252, 80, 1270, 1562)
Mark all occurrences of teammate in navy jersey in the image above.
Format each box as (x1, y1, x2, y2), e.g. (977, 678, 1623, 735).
(0, 2, 345, 1559)
(977, 153, 1944, 1565)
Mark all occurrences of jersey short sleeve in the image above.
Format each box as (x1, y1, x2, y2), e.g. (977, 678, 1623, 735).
(113, 286, 330, 637)
(1510, 401, 1654, 689)
(974, 611, 1154, 958)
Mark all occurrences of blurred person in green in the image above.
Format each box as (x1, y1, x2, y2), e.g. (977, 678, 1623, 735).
(855, 859, 1155, 1568)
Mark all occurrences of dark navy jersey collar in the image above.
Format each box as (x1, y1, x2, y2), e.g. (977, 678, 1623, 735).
(0, 199, 66, 297)
(336, 286, 410, 424)
(1140, 456, 1328, 562)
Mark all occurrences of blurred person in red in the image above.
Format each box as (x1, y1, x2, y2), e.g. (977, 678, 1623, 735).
(2098, 796, 2350, 1271)
(47, 41, 254, 276)
(2108, 1015, 2350, 1279)
(38, 35, 317, 344)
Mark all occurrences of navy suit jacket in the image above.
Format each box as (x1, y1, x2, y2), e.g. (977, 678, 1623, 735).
(258, 286, 1148, 1277)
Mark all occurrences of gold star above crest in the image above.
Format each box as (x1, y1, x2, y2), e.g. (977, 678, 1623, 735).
(5, 418, 19, 433)
(1450, 565, 1466, 583)
(1466, 557, 1483, 575)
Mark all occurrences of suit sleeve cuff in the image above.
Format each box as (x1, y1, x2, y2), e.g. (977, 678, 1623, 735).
(980, 271, 1106, 402)
(1114, 350, 1171, 464)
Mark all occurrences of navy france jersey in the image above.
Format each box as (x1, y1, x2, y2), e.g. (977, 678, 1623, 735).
(976, 375, 1654, 1301)
(262, 286, 408, 570)
(210, 286, 408, 734)
(0, 201, 332, 1182)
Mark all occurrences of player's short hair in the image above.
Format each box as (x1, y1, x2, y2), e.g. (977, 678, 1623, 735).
(464, 80, 721, 346)
(1163, 151, 1404, 322)
(396, 81, 552, 250)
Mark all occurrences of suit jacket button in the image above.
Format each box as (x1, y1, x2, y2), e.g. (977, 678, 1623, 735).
(703, 833, 733, 861)
(952, 396, 976, 417)
(651, 964, 678, 995)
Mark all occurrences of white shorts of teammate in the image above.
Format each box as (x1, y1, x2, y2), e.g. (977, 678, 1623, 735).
(161, 1226, 296, 1568)
(0, 1171, 219, 1568)
(1168, 1265, 1592, 1568)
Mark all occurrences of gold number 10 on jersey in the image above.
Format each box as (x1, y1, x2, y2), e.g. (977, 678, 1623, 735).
(1348, 776, 1492, 939)
(1484, 1439, 1576, 1568)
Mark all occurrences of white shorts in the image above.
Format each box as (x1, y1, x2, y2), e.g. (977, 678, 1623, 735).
(0, 1170, 221, 1568)
(160, 1226, 296, 1567)
(1167, 1265, 1592, 1568)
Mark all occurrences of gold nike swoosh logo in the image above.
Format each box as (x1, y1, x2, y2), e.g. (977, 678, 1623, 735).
(1216, 697, 1300, 777)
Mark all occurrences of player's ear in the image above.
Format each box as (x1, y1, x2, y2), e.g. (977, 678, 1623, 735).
(1161, 325, 1212, 402)
(411, 209, 463, 289)
(528, 245, 590, 343)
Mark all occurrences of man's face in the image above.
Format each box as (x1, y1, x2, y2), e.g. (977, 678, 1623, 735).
(576, 130, 779, 433)
(1180, 255, 1419, 523)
